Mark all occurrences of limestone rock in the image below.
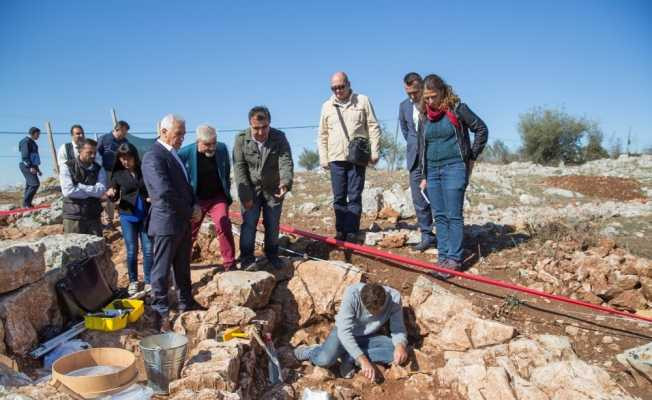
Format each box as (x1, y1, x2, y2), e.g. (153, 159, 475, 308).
(640, 277, 652, 300)
(608, 290, 647, 311)
(362, 187, 383, 214)
(529, 359, 632, 399)
(169, 389, 242, 400)
(218, 306, 256, 326)
(196, 270, 276, 310)
(0, 242, 46, 294)
(169, 339, 242, 394)
(409, 275, 473, 336)
(382, 184, 415, 218)
(469, 318, 516, 348)
(272, 260, 363, 328)
(0, 381, 74, 400)
(0, 275, 63, 355)
(0, 363, 32, 387)
(378, 233, 407, 248)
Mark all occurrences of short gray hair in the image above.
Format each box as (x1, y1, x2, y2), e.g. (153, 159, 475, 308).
(196, 124, 217, 142)
(159, 114, 185, 133)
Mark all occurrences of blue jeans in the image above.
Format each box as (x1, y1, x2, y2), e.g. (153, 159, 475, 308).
(240, 193, 282, 263)
(309, 327, 395, 367)
(329, 161, 366, 234)
(119, 215, 153, 284)
(426, 161, 468, 262)
(19, 163, 40, 208)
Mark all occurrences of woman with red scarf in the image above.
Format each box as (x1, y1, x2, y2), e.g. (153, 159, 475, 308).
(417, 74, 488, 278)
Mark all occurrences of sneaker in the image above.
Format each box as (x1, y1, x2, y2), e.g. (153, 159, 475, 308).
(413, 235, 436, 252)
(432, 259, 452, 280)
(127, 281, 139, 296)
(293, 345, 319, 361)
(339, 357, 356, 379)
(335, 231, 346, 241)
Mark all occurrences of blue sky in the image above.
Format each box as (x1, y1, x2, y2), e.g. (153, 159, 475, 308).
(1, 0, 650, 187)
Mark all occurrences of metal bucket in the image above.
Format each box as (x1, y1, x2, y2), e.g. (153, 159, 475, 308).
(139, 332, 188, 394)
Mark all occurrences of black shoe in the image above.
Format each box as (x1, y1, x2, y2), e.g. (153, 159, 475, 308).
(335, 231, 346, 241)
(239, 257, 257, 271)
(178, 299, 207, 313)
(267, 256, 285, 270)
(414, 236, 436, 252)
(345, 232, 363, 244)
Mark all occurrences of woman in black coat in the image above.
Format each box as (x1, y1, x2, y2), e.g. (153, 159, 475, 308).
(107, 143, 152, 295)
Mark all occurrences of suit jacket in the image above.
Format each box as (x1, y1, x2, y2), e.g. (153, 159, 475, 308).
(232, 128, 294, 207)
(177, 141, 232, 205)
(142, 141, 195, 236)
(399, 98, 420, 172)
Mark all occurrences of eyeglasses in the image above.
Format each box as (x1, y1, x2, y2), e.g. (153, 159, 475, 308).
(331, 85, 347, 92)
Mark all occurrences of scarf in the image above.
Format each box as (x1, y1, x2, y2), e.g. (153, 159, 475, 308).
(425, 104, 460, 130)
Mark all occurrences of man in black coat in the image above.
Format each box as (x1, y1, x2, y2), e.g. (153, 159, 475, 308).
(142, 114, 203, 331)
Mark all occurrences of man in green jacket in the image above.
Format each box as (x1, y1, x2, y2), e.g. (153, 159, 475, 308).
(233, 106, 294, 270)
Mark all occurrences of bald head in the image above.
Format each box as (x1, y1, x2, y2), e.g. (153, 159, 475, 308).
(330, 71, 351, 102)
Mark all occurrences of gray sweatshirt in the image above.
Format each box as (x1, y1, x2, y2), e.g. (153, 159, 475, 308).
(334, 283, 408, 359)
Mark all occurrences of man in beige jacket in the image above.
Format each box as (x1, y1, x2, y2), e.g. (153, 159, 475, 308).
(318, 72, 381, 241)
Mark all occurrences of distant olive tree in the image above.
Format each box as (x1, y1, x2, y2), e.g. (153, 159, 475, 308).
(583, 130, 609, 161)
(298, 148, 320, 171)
(518, 107, 603, 165)
(378, 124, 405, 171)
(608, 136, 623, 159)
(480, 139, 515, 164)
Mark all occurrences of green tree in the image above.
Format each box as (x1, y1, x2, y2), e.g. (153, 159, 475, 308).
(518, 108, 597, 165)
(583, 130, 609, 161)
(480, 139, 514, 164)
(298, 148, 320, 171)
(378, 124, 405, 171)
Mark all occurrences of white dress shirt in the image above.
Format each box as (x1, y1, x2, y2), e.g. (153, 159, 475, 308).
(157, 139, 189, 181)
(412, 102, 420, 132)
(60, 162, 107, 199)
(57, 142, 81, 168)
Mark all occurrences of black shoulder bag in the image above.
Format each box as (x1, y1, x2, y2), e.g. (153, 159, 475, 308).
(335, 104, 371, 166)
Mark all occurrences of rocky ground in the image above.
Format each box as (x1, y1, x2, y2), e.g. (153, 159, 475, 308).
(1, 155, 652, 399)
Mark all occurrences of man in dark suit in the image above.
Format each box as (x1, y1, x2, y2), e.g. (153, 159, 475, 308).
(142, 114, 204, 331)
(399, 72, 435, 251)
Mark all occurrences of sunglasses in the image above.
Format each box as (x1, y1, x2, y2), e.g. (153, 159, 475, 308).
(331, 84, 347, 92)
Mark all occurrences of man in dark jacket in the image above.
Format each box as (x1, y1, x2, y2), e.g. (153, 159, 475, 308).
(142, 114, 203, 332)
(18, 127, 42, 208)
(233, 106, 293, 270)
(59, 138, 107, 236)
(178, 124, 236, 271)
(97, 120, 130, 226)
(398, 73, 435, 251)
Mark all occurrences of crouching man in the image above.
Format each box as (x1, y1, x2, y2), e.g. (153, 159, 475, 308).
(293, 283, 408, 381)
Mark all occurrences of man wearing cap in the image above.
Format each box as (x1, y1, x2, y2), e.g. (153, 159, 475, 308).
(18, 127, 42, 208)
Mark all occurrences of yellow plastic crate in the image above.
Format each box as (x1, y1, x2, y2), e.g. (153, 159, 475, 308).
(84, 311, 128, 332)
(104, 299, 144, 323)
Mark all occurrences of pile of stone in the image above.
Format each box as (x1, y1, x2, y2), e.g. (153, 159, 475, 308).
(362, 184, 415, 219)
(12, 197, 64, 229)
(0, 234, 115, 356)
(498, 239, 652, 312)
(0, 252, 641, 399)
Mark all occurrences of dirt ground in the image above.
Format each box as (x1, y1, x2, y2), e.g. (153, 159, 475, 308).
(542, 175, 646, 201)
